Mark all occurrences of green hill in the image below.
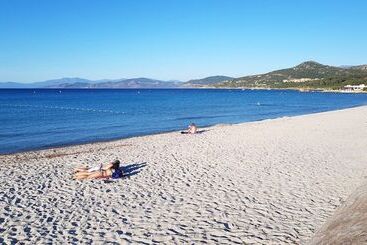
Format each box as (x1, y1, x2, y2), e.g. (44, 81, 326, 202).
(183, 76, 233, 86)
(350, 65, 367, 71)
(216, 61, 367, 90)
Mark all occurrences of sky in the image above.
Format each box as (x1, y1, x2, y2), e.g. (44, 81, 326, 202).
(0, 0, 367, 82)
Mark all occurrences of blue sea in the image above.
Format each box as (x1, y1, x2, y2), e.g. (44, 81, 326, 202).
(1, 88, 367, 154)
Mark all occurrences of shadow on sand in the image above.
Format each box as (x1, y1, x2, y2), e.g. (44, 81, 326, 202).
(180, 129, 209, 134)
(196, 129, 209, 134)
(122, 162, 147, 178)
(103, 162, 147, 183)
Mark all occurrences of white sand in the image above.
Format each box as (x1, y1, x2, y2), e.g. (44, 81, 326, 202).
(1, 106, 367, 244)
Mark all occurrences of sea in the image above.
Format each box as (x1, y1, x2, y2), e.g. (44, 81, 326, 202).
(1, 88, 367, 154)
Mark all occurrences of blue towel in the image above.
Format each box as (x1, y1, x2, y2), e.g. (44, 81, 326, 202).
(112, 169, 123, 179)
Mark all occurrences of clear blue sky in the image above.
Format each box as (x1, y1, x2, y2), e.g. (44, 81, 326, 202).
(1, 0, 366, 82)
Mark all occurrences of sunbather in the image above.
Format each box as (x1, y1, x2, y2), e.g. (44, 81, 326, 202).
(74, 162, 103, 173)
(181, 123, 198, 134)
(73, 160, 123, 180)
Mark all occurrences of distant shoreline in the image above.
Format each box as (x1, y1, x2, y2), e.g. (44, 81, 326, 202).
(205, 86, 367, 93)
(1, 87, 366, 93)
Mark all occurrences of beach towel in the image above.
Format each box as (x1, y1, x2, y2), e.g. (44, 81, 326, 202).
(112, 168, 123, 179)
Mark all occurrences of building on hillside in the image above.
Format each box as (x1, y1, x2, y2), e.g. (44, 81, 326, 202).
(343, 84, 366, 91)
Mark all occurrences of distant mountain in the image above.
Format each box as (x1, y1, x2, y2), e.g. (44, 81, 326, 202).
(349, 65, 367, 70)
(217, 61, 367, 90)
(235, 61, 348, 81)
(33, 77, 94, 87)
(0, 78, 98, 88)
(1, 61, 366, 90)
(94, 78, 180, 88)
(0, 82, 32, 88)
(0, 77, 181, 89)
(47, 82, 92, 88)
(46, 78, 181, 88)
(183, 76, 233, 86)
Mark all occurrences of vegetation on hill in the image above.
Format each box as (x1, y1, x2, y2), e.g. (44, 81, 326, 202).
(216, 61, 367, 90)
(184, 76, 233, 86)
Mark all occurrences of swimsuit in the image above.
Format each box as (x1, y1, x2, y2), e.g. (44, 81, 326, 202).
(88, 163, 103, 172)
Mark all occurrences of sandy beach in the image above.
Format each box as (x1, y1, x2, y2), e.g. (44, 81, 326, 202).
(1, 106, 367, 244)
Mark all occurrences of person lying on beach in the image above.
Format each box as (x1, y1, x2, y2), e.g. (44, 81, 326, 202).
(74, 162, 103, 173)
(73, 160, 123, 180)
(181, 123, 198, 134)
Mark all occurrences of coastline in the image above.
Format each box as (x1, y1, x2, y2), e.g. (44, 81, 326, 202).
(1, 105, 367, 243)
(1, 103, 366, 156)
(3, 87, 367, 155)
(209, 86, 367, 93)
(3, 86, 365, 93)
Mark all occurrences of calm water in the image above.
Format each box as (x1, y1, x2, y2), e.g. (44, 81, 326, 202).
(1, 88, 367, 154)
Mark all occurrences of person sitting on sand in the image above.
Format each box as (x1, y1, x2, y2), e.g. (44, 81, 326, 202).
(73, 160, 123, 180)
(181, 123, 198, 134)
